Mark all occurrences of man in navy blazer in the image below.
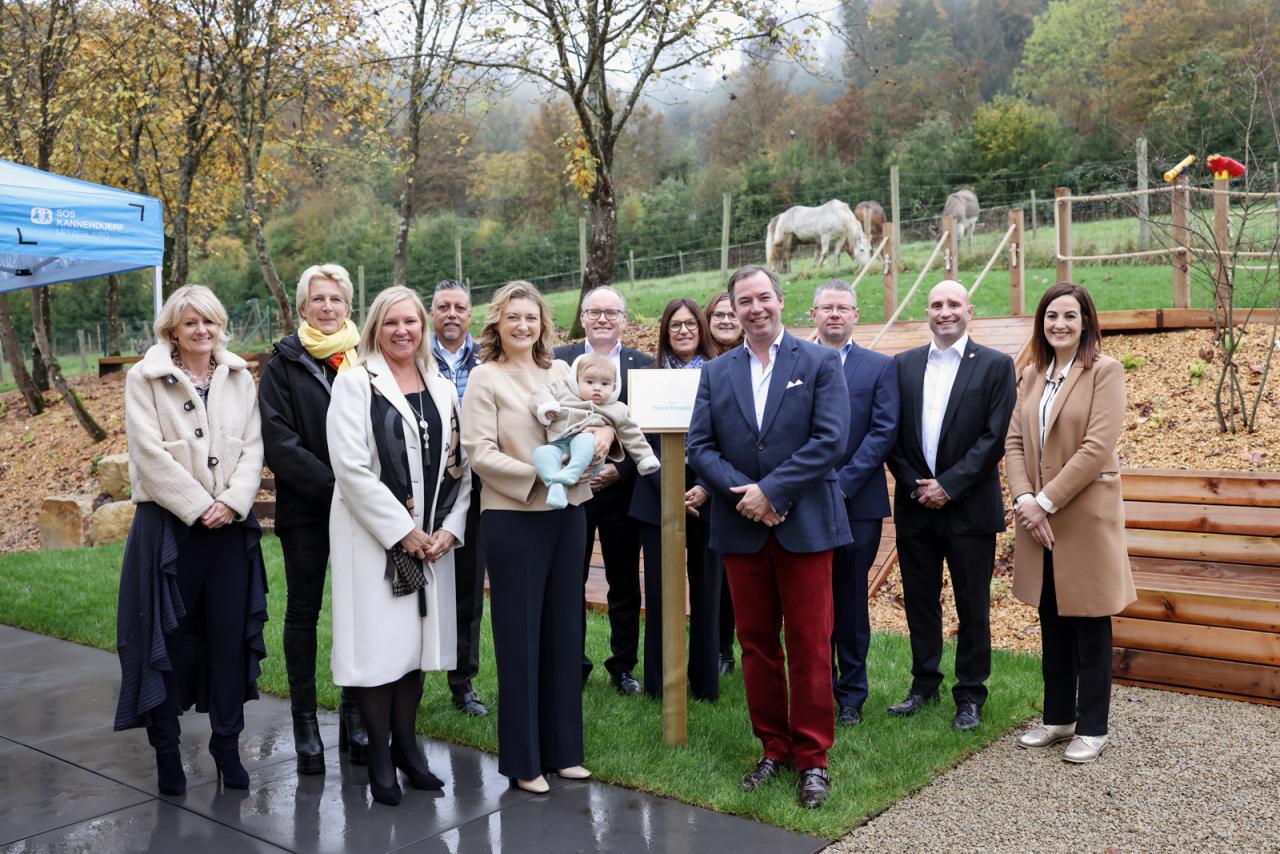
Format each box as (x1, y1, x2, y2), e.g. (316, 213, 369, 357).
(810, 280, 899, 728)
(687, 265, 851, 810)
(554, 285, 654, 696)
(885, 280, 1015, 732)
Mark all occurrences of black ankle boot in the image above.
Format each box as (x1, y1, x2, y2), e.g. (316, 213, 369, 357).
(339, 690, 369, 765)
(292, 711, 325, 774)
(155, 750, 187, 796)
(390, 740, 444, 790)
(208, 736, 249, 790)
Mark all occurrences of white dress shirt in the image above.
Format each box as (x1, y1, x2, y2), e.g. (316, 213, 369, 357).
(1015, 355, 1075, 515)
(745, 328, 785, 430)
(838, 338, 854, 365)
(585, 338, 623, 375)
(921, 333, 968, 475)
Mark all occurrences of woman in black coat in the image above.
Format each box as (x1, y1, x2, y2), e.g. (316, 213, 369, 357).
(629, 298, 722, 702)
(258, 263, 368, 773)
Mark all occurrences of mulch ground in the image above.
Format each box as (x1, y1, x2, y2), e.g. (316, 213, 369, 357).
(2, 325, 1276, 656)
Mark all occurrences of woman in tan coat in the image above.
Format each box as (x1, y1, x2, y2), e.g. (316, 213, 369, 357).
(1005, 282, 1134, 764)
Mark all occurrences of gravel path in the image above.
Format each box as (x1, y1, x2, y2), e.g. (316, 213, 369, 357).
(828, 685, 1280, 853)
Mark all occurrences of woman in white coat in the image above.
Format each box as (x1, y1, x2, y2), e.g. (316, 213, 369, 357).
(327, 286, 470, 806)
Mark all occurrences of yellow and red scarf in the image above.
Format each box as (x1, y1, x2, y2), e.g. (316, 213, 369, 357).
(297, 319, 359, 373)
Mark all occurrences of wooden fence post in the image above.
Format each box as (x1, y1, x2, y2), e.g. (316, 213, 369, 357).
(1030, 189, 1037, 238)
(882, 222, 898, 321)
(1213, 176, 1231, 318)
(1171, 175, 1190, 308)
(942, 215, 958, 278)
(1009, 209, 1025, 316)
(454, 235, 463, 281)
(1137, 136, 1151, 251)
(720, 193, 732, 279)
(678, 251, 685, 275)
(78, 330, 88, 374)
(357, 265, 366, 323)
(628, 249, 635, 286)
(1055, 187, 1073, 284)
(890, 164, 901, 250)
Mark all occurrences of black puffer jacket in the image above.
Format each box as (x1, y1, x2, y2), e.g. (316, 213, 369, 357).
(259, 333, 337, 529)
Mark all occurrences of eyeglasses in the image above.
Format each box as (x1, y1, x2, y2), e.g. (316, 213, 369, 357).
(583, 308, 623, 320)
(668, 320, 699, 332)
(814, 305, 856, 315)
(710, 312, 736, 322)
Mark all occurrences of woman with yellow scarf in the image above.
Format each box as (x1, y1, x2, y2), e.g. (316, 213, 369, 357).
(259, 263, 366, 774)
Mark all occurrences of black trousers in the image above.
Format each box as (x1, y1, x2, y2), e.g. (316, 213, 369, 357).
(277, 523, 330, 714)
(896, 514, 994, 705)
(1040, 551, 1114, 736)
(484, 507, 586, 780)
(448, 479, 485, 697)
(639, 513, 721, 702)
(146, 523, 250, 749)
(579, 486, 642, 679)
(718, 551, 735, 659)
(831, 518, 882, 710)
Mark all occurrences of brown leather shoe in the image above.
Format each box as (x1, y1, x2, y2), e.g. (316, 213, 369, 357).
(740, 757, 788, 791)
(797, 768, 830, 809)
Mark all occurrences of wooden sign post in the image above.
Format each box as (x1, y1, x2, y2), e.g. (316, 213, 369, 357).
(628, 368, 702, 747)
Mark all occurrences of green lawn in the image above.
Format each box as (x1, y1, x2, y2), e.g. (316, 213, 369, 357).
(0, 537, 1044, 838)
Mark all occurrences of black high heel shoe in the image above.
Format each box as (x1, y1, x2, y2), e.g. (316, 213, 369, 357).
(208, 740, 250, 790)
(390, 742, 444, 790)
(338, 696, 369, 766)
(368, 768, 403, 806)
(155, 750, 187, 796)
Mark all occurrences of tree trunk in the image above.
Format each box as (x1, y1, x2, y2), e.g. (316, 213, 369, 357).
(30, 286, 106, 441)
(571, 169, 619, 338)
(0, 294, 44, 414)
(243, 177, 294, 335)
(392, 1, 428, 290)
(106, 275, 122, 356)
(30, 288, 52, 391)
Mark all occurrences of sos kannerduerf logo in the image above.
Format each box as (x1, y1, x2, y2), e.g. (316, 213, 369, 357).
(31, 207, 123, 233)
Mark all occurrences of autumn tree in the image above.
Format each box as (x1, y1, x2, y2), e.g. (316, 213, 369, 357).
(466, 0, 815, 335)
(1014, 0, 1123, 136)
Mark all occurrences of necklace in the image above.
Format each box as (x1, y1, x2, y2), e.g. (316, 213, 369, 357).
(172, 352, 215, 390)
(406, 385, 431, 449)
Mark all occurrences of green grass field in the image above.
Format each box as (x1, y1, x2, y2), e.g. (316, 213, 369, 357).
(0, 537, 1044, 838)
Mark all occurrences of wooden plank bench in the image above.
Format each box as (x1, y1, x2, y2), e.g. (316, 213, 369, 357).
(1112, 469, 1280, 706)
(98, 352, 272, 376)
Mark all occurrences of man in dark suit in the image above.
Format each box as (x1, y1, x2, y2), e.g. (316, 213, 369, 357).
(554, 285, 654, 695)
(885, 279, 1016, 731)
(430, 280, 487, 717)
(688, 265, 851, 809)
(810, 280, 899, 728)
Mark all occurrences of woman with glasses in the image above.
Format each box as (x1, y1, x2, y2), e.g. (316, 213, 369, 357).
(704, 291, 743, 355)
(629, 298, 722, 701)
(702, 290, 742, 674)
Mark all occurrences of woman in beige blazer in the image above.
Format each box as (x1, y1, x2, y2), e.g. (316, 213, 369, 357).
(1005, 282, 1134, 764)
(461, 280, 616, 794)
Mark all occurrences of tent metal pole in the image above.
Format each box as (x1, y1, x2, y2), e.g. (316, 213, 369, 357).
(153, 267, 163, 330)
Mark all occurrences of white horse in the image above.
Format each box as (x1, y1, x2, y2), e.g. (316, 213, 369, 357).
(766, 200, 871, 273)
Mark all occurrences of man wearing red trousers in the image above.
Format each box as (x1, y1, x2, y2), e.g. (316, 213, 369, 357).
(687, 264, 852, 809)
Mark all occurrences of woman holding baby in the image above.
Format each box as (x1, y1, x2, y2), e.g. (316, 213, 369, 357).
(461, 280, 621, 794)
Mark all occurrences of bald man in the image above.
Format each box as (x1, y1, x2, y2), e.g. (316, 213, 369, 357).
(885, 280, 1015, 732)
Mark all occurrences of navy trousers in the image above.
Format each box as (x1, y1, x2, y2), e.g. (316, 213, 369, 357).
(831, 518, 882, 710)
(484, 507, 586, 779)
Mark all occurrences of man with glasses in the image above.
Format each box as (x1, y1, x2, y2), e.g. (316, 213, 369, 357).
(554, 286, 654, 694)
(810, 280, 899, 728)
(430, 280, 488, 717)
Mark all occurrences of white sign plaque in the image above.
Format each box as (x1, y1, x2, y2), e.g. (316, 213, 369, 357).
(628, 368, 701, 433)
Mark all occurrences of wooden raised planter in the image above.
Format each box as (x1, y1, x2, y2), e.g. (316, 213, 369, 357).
(1112, 469, 1280, 707)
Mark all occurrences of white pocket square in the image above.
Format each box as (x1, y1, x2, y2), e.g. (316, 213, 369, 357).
(786, 379, 804, 389)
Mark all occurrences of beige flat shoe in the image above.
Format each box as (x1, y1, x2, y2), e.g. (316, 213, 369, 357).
(1017, 723, 1076, 749)
(515, 775, 550, 794)
(1063, 734, 1108, 764)
(557, 766, 592, 780)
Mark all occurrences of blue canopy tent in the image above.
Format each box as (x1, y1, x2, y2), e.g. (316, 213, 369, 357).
(0, 158, 165, 318)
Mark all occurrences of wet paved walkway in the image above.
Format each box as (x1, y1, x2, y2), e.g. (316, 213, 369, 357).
(0, 625, 823, 853)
